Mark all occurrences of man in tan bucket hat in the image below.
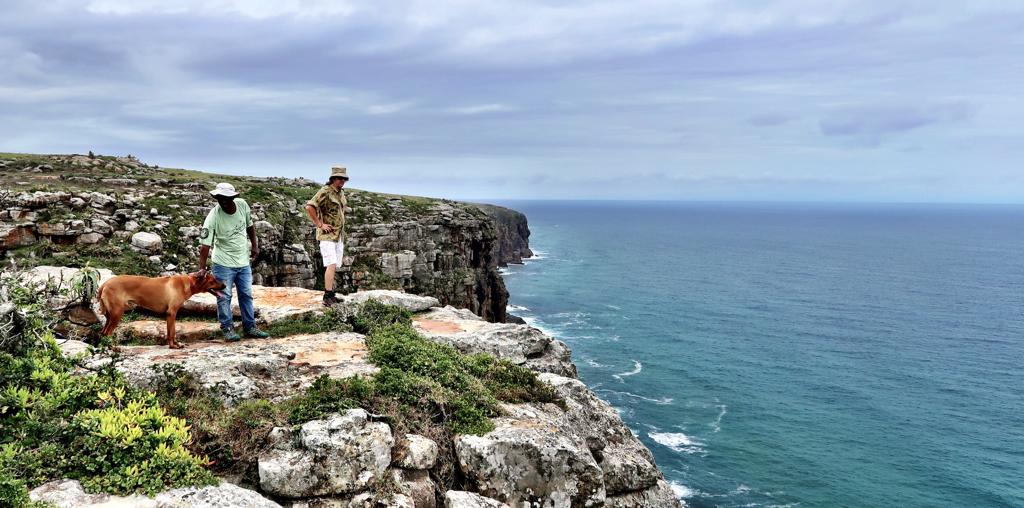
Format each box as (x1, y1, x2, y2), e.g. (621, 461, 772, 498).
(304, 166, 348, 306)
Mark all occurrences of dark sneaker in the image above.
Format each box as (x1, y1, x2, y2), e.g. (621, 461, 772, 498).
(323, 291, 340, 306)
(222, 330, 241, 342)
(244, 328, 270, 339)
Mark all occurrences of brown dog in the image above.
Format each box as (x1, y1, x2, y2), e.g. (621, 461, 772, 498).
(97, 272, 227, 349)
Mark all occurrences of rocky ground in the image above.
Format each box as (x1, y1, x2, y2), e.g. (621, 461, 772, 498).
(1, 153, 531, 322)
(26, 266, 682, 508)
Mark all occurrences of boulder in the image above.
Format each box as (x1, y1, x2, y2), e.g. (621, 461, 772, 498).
(391, 469, 436, 508)
(29, 479, 281, 508)
(77, 232, 105, 245)
(259, 409, 395, 498)
(392, 434, 439, 470)
(443, 491, 512, 508)
(454, 410, 605, 508)
(0, 224, 37, 249)
(88, 192, 116, 209)
(90, 218, 112, 234)
(536, 374, 664, 495)
(131, 231, 162, 252)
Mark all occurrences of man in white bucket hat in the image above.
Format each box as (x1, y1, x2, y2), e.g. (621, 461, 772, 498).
(197, 182, 270, 341)
(304, 166, 348, 306)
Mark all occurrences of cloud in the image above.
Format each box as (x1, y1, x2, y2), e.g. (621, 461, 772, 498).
(1, 0, 1023, 201)
(748, 112, 795, 127)
(819, 101, 976, 144)
(447, 103, 515, 115)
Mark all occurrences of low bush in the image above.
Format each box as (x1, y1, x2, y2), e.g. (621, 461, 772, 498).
(352, 299, 411, 334)
(0, 270, 215, 504)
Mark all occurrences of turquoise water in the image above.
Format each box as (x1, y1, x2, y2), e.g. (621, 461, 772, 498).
(496, 201, 1024, 508)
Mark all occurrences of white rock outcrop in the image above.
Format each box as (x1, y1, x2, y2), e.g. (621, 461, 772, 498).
(444, 491, 512, 508)
(393, 434, 440, 470)
(30, 479, 281, 508)
(259, 409, 395, 498)
(345, 289, 440, 313)
(454, 409, 606, 507)
(414, 306, 576, 377)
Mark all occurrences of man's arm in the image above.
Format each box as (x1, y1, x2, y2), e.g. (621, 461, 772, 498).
(305, 204, 334, 234)
(197, 210, 216, 274)
(247, 225, 259, 261)
(198, 245, 211, 274)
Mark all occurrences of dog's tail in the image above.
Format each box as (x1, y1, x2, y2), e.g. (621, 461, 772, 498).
(95, 281, 107, 316)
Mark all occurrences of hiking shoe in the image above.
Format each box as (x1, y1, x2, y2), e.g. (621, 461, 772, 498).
(244, 328, 270, 339)
(323, 291, 340, 306)
(222, 330, 241, 342)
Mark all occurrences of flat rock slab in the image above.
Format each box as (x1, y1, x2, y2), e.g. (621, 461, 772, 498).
(30, 479, 282, 508)
(183, 285, 326, 322)
(106, 332, 376, 403)
(413, 306, 577, 378)
(344, 289, 440, 312)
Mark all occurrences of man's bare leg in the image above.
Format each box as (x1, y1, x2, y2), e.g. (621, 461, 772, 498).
(323, 263, 339, 305)
(325, 263, 336, 291)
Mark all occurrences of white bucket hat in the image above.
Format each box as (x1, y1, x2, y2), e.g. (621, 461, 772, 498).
(210, 182, 239, 197)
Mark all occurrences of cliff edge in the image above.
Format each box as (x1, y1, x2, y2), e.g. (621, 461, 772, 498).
(0, 153, 512, 321)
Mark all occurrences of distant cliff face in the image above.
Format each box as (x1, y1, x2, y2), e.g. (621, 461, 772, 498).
(0, 153, 514, 321)
(475, 204, 533, 266)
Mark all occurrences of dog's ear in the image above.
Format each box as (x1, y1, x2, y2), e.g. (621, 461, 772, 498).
(188, 272, 200, 294)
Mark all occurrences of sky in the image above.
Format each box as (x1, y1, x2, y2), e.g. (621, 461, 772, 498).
(2, 1, 1023, 202)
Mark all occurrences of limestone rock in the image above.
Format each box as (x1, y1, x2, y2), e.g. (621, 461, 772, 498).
(391, 469, 436, 508)
(454, 411, 605, 507)
(259, 409, 395, 498)
(393, 434, 439, 470)
(131, 231, 162, 252)
(29, 479, 282, 508)
(443, 491, 511, 508)
(77, 232, 104, 244)
(536, 373, 664, 496)
(345, 289, 440, 313)
(381, 250, 418, 278)
(0, 223, 37, 249)
(413, 307, 576, 378)
(106, 332, 376, 404)
(605, 480, 682, 508)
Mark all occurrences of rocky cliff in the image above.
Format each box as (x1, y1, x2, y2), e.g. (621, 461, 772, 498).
(0, 153, 516, 321)
(475, 204, 533, 267)
(19, 266, 681, 508)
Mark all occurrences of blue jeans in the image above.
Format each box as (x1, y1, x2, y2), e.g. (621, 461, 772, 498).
(211, 264, 256, 332)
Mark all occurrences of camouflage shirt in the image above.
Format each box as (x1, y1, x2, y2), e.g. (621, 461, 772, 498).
(306, 185, 346, 241)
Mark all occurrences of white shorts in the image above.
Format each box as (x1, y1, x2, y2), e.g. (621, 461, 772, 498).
(319, 240, 345, 267)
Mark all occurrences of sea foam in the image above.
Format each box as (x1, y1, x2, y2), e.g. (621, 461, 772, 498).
(649, 432, 705, 454)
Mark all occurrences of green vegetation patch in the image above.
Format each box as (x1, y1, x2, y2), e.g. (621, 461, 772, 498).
(0, 270, 214, 504)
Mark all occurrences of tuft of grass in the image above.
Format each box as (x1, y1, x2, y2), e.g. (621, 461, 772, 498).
(352, 299, 411, 334)
(262, 307, 353, 337)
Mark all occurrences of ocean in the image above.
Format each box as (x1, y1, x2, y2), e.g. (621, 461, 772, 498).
(494, 201, 1024, 508)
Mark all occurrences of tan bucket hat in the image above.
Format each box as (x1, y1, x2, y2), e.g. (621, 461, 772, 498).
(330, 166, 349, 180)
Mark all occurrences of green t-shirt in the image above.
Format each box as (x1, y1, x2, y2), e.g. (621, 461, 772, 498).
(200, 199, 254, 268)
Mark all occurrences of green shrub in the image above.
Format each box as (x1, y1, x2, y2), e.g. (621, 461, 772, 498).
(71, 392, 215, 495)
(263, 307, 353, 337)
(0, 270, 216, 500)
(353, 300, 412, 334)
